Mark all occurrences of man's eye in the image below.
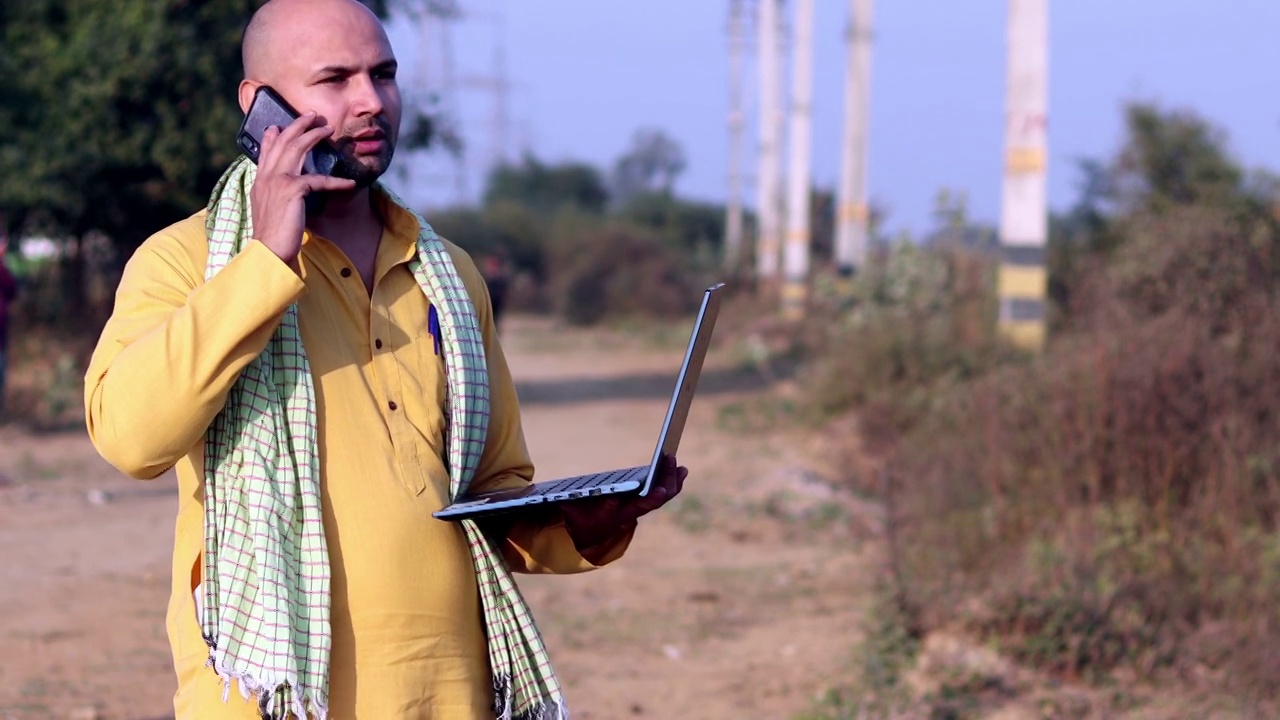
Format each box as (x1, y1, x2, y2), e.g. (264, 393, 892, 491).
(321, 76, 344, 84)
(375, 70, 397, 81)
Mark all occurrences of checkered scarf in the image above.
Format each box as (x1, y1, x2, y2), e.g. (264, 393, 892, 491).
(199, 157, 566, 719)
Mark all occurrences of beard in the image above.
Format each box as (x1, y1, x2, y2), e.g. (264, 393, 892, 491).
(332, 117, 397, 190)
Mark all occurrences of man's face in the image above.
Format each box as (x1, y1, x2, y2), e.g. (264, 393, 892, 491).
(255, 6, 402, 188)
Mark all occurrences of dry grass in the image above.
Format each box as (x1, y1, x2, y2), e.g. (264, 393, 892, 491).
(800, 208, 1280, 712)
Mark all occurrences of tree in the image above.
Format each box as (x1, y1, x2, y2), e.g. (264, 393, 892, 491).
(0, 0, 444, 318)
(482, 155, 610, 215)
(611, 128, 687, 202)
(922, 188, 997, 253)
(618, 191, 725, 258)
(1047, 102, 1280, 328)
(1111, 104, 1243, 214)
(1051, 102, 1278, 258)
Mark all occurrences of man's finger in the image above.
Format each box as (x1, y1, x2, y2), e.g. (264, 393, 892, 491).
(632, 462, 686, 515)
(301, 175, 358, 193)
(258, 114, 326, 171)
(283, 125, 337, 173)
(276, 111, 320, 143)
(631, 482, 673, 516)
(261, 112, 312, 152)
(256, 125, 282, 166)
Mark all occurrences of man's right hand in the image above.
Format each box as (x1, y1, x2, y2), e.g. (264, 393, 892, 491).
(250, 111, 357, 265)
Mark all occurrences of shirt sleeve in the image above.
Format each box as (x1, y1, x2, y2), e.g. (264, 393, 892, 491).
(84, 218, 306, 479)
(448, 243, 634, 574)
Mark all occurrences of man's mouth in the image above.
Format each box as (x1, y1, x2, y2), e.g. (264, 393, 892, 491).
(347, 129, 388, 155)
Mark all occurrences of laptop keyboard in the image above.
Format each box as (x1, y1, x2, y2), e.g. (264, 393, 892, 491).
(529, 466, 647, 497)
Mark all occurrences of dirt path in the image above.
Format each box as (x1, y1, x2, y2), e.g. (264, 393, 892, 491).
(0, 316, 870, 720)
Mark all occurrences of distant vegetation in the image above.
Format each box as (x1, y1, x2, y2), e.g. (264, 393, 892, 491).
(0, 0, 448, 326)
(428, 129, 732, 325)
(8, 7, 1274, 712)
(798, 102, 1280, 715)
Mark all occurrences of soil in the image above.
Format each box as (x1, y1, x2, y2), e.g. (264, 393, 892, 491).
(0, 315, 872, 720)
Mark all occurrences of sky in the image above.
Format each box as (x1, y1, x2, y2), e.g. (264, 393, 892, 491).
(383, 0, 1280, 237)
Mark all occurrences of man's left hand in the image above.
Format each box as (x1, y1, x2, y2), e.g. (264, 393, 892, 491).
(559, 454, 689, 553)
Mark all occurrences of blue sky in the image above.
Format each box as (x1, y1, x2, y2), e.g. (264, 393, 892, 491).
(384, 0, 1280, 236)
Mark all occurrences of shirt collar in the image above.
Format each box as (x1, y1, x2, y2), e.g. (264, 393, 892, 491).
(372, 187, 423, 267)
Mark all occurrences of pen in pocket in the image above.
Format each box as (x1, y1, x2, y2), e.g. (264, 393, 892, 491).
(428, 305, 442, 356)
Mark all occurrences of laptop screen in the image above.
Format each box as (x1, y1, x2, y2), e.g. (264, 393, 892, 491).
(640, 283, 725, 495)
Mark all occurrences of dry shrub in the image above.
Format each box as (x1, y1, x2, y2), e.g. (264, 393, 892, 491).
(883, 207, 1280, 700)
(544, 222, 706, 326)
(801, 242, 1015, 441)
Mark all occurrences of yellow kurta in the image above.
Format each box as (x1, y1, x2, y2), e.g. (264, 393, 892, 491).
(84, 195, 630, 719)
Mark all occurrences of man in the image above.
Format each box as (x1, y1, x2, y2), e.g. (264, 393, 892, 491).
(83, 1, 686, 717)
(480, 252, 511, 332)
(0, 234, 16, 414)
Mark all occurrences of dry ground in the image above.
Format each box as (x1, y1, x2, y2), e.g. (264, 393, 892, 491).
(0, 315, 871, 720)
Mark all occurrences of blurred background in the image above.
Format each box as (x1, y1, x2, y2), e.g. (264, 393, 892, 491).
(2, 1, 1280, 718)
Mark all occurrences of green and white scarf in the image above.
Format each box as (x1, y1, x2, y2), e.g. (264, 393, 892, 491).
(199, 157, 565, 720)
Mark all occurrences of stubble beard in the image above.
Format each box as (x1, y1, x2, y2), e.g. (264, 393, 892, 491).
(335, 117, 397, 190)
(341, 145, 395, 189)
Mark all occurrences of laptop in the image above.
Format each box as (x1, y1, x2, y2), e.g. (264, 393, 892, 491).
(433, 282, 726, 521)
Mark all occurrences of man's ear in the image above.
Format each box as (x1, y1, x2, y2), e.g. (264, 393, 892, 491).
(238, 80, 263, 115)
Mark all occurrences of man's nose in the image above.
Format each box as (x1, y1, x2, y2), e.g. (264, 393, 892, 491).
(349, 74, 385, 117)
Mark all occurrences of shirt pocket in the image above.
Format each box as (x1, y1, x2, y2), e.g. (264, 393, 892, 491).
(409, 316, 450, 464)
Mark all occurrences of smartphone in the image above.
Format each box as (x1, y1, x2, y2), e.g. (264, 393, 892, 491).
(237, 86, 348, 177)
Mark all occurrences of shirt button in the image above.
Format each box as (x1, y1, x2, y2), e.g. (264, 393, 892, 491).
(375, 339, 384, 349)
(388, 401, 398, 411)
(340, 267, 352, 278)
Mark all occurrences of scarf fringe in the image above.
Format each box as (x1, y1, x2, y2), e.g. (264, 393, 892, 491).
(494, 673, 569, 720)
(204, 644, 329, 720)
(514, 700, 569, 720)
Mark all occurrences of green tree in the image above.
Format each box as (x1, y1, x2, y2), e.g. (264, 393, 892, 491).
(923, 188, 997, 253)
(618, 192, 724, 257)
(0, 0, 445, 318)
(611, 128, 687, 203)
(482, 155, 610, 215)
(429, 201, 549, 280)
(1048, 102, 1280, 327)
(1112, 104, 1244, 213)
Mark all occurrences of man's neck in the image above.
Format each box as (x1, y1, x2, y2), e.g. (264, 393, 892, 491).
(306, 187, 380, 242)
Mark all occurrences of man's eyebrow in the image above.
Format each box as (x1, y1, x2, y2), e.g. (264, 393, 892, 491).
(310, 59, 398, 79)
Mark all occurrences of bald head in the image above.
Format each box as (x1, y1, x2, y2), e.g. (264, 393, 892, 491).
(242, 0, 385, 82)
(237, 0, 402, 189)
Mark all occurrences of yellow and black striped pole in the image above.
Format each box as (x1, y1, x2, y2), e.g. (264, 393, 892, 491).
(998, 242, 1047, 349)
(997, 0, 1049, 350)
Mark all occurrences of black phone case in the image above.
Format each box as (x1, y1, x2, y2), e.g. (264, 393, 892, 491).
(236, 86, 347, 177)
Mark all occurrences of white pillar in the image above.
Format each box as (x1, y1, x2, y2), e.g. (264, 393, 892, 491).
(835, 0, 873, 280)
(782, 0, 815, 320)
(755, 0, 785, 286)
(997, 0, 1049, 349)
(724, 0, 747, 277)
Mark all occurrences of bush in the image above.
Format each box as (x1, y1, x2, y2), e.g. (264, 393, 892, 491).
(428, 201, 549, 281)
(879, 208, 1280, 700)
(546, 221, 706, 326)
(799, 241, 1015, 432)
